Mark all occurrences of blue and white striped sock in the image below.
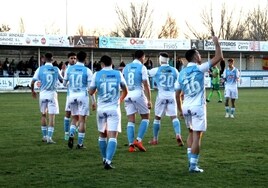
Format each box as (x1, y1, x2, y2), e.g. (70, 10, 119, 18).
(137, 119, 149, 141)
(172, 118, 181, 134)
(106, 138, 117, 164)
(98, 137, 107, 161)
(78, 132, 85, 146)
(190, 153, 199, 169)
(230, 108, 235, 115)
(153, 119, 160, 140)
(64, 117, 70, 134)
(41, 126, 47, 138)
(127, 122, 135, 145)
(47, 126, 54, 139)
(69, 125, 76, 137)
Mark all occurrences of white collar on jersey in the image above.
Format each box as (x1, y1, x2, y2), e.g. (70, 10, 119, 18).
(75, 62, 85, 66)
(102, 66, 113, 70)
(187, 62, 197, 67)
(44, 62, 53, 66)
(133, 59, 142, 64)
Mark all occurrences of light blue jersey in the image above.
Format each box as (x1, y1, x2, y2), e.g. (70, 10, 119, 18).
(123, 60, 143, 91)
(123, 59, 149, 98)
(64, 62, 92, 97)
(153, 64, 179, 99)
(33, 63, 61, 91)
(65, 64, 74, 97)
(32, 63, 63, 98)
(178, 62, 210, 106)
(223, 67, 239, 89)
(91, 67, 126, 108)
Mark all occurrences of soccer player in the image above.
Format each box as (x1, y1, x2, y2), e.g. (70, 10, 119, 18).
(31, 52, 63, 144)
(147, 52, 184, 146)
(177, 36, 223, 173)
(63, 51, 95, 149)
(61, 52, 77, 140)
(206, 64, 223, 103)
(222, 58, 240, 118)
(89, 55, 128, 170)
(122, 50, 152, 152)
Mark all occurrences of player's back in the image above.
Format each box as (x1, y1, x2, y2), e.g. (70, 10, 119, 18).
(123, 62, 143, 92)
(67, 63, 90, 95)
(224, 68, 239, 87)
(38, 64, 59, 92)
(179, 64, 206, 106)
(95, 69, 122, 108)
(154, 65, 178, 99)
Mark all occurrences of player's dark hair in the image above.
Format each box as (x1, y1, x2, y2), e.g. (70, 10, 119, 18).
(68, 52, 76, 58)
(45, 52, 53, 62)
(77, 51, 87, 62)
(228, 58, 234, 62)
(100, 55, 112, 66)
(159, 52, 169, 58)
(134, 50, 145, 59)
(185, 49, 197, 62)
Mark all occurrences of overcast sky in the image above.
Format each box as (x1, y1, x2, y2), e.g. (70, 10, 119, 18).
(1, 0, 267, 38)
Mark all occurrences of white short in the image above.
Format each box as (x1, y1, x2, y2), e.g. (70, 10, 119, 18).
(154, 97, 177, 117)
(224, 87, 238, 99)
(39, 94, 59, 114)
(68, 95, 89, 116)
(124, 94, 149, 115)
(97, 107, 121, 133)
(65, 96, 71, 111)
(182, 105, 207, 132)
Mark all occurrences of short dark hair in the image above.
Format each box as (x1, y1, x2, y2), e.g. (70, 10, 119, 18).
(134, 50, 145, 59)
(100, 55, 112, 66)
(159, 52, 169, 58)
(228, 58, 234, 62)
(68, 52, 76, 58)
(45, 53, 53, 61)
(185, 49, 197, 62)
(76, 51, 87, 62)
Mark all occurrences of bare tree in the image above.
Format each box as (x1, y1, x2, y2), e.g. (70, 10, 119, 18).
(75, 25, 105, 36)
(245, 4, 268, 41)
(185, 3, 247, 40)
(0, 24, 11, 32)
(218, 4, 246, 40)
(19, 18, 25, 33)
(110, 28, 121, 37)
(77, 25, 85, 36)
(112, 1, 154, 38)
(158, 15, 179, 39)
(45, 22, 60, 35)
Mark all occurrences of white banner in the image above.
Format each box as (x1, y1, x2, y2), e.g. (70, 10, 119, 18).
(0, 32, 72, 47)
(260, 41, 268, 52)
(99, 36, 190, 50)
(0, 78, 14, 90)
(204, 40, 237, 51)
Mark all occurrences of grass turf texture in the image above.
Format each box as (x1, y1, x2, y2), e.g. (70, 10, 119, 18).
(0, 88, 267, 187)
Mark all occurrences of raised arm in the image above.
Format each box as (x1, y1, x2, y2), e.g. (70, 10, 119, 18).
(210, 36, 223, 67)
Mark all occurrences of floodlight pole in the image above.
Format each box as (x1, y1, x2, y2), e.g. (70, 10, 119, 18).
(65, 0, 68, 35)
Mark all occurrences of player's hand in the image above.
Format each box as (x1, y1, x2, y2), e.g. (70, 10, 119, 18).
(179, 112, 184, 119)
(212, 36, 219, 44)
(32, 91, 37, 99)
(37, 81, 41, 88)
(62, 64, 66, 70)
(147, 101, 152, 109)
(92, 103, 96, 111)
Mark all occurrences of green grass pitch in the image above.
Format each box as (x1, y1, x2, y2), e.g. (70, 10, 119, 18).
(0, 88, 267, 187)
